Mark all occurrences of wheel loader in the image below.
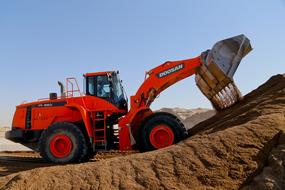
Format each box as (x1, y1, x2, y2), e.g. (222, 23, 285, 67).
(5, 34, 252, 163)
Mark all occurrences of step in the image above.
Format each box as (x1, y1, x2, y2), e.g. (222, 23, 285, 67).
(94, 118, 105, 121)
(95, 129, 105, 132)
(95, 139, 106, 142)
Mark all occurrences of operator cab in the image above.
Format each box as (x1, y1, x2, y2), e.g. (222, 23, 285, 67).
(84, 71, 128, 111)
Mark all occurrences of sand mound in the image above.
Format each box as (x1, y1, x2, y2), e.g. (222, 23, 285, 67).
(242, 132, 285, 190)
(1, 74, 285, 190)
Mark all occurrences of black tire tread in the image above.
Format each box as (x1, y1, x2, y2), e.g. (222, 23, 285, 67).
(139, 112, 187, 152)
(39, 122, 89, 163)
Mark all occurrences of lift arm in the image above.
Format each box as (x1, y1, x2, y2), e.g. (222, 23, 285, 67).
(117, 56, 202, 150)
(127, 34, 252, 122)
(118, 34, 252, 150)
(130, 56, 202, 114)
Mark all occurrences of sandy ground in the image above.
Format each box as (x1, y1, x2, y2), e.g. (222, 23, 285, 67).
(0, 74, 284, 190)
(0, 151, 137, 177)
(242, 132, 285, 190)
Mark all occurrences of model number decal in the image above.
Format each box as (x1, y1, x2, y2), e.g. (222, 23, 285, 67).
(37, 103, 53, 107)
(30, 101, 66, 108)
(157, 63, 184, 78)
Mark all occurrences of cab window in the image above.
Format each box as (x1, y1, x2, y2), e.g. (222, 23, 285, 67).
(96, 75, 111, 98)
(86, 75, 111, 98)
(87, 77, 95, 95)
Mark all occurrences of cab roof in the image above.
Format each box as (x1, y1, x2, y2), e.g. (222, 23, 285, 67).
(84, 71, 115, 77)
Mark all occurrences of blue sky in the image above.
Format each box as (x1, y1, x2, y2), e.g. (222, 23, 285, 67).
(0, 1, 284, 127)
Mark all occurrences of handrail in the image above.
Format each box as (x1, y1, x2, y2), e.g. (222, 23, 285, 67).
(66, 77, 82, 97)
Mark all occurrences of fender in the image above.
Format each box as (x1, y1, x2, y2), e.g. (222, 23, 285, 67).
(118, 107, 153, 150)
(65, 103, 93, 138)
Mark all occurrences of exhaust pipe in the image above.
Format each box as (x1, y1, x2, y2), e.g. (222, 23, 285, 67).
(58, 81, 66, 98)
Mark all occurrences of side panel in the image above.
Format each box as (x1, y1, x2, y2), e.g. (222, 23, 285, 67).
(12, 107, 27, 129)
(31, 106, 82, 130)
(12, 96, 125, 141)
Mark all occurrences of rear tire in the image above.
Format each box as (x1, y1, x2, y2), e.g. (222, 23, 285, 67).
(39, 122, 89, 163)
(139, 112, 187, 152)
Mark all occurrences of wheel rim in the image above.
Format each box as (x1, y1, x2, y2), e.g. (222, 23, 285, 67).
(49, 134, 73, 158)
(150, 125, 175, 149)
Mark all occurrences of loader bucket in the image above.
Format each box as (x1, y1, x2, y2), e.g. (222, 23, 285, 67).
(195, 34, 252, 110)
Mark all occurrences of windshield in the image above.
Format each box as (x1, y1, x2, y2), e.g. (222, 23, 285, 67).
(86, 75, 111, 98)
(112, 73, 125, 103)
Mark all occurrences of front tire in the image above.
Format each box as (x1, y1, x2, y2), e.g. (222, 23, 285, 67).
(39, 122, 88, 163)
(139, 112, 187, 152)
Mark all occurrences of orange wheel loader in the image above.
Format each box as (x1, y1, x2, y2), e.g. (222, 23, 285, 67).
(5, 35, 252, 163)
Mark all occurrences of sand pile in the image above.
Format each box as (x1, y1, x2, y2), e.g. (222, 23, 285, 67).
(1, 74, 285, 190)
(242, 132, 285, 190)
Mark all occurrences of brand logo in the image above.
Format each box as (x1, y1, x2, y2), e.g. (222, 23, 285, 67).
(157, 63, 184, 78)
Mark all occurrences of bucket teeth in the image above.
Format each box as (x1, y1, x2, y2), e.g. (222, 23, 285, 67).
(196, 34, 252, 111)
(208, 82, 242, 110)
